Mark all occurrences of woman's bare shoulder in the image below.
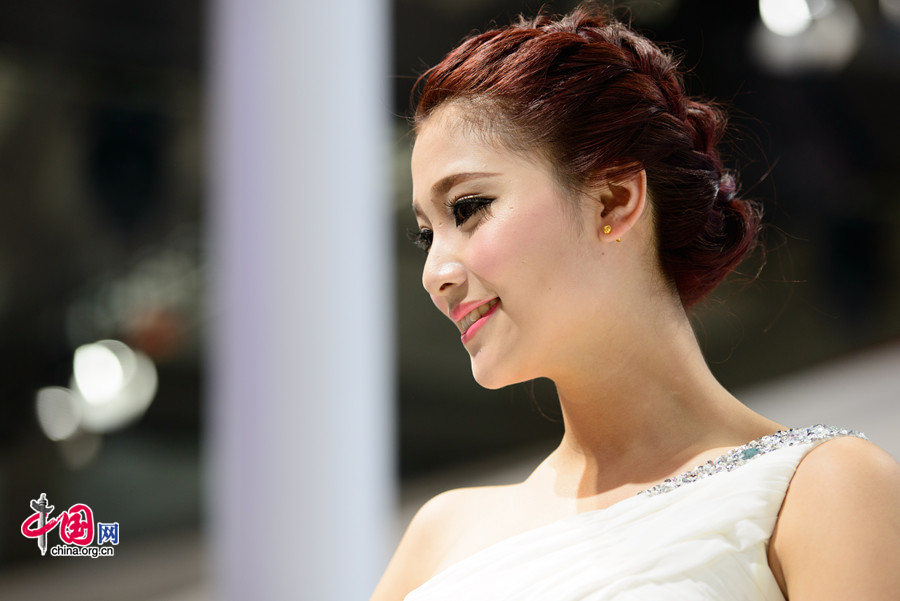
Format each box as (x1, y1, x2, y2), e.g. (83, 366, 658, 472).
(769, 435, 900, 600)
(413, 484, 512, 531)
(368, 484, 509, 601)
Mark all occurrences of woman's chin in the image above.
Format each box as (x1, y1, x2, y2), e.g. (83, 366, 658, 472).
(472, 372, 508, 390)
(470, 353, 525, 390)
(470, 355, 506, 390)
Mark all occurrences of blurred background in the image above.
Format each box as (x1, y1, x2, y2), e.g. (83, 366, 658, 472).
(0, 0, 898, 599)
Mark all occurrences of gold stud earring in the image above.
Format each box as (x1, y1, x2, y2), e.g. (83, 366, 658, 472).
(603, 225, 612, 234)
(616, 238, 621, 242)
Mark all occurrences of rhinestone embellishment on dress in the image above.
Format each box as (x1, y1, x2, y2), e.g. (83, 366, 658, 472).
(636, 424, 868, 497)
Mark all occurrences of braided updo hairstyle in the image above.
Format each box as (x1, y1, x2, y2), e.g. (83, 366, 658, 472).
(409, 1, 765, 311)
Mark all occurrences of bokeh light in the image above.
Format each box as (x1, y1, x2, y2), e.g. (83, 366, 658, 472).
(34, 386, 81, 441)
(760, 0, 816, 36)
(751, 0, 860, 74)
(69, 339, 158, 433)
(73, 341, 131, 405)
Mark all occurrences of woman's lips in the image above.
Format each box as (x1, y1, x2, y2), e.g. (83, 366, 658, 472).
(451, 297, 495, 323)
(460, 299, 500, 344)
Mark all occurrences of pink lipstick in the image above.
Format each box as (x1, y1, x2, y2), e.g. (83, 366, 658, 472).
(460, 300, 500, 344)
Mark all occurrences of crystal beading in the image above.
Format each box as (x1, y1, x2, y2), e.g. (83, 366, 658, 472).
(636, 424, 868, 497)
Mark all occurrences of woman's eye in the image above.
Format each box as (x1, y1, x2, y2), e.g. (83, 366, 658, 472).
(446, 196, 494, 227)
(405, 196, 494, 254)
(406, 227, 433, 253)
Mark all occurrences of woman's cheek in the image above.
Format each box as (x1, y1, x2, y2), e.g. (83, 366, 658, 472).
(467, 216, 520, 280)
(477, 201, 555, 280)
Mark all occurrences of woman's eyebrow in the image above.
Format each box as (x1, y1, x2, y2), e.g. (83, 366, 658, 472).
(412, 171, 500, 217)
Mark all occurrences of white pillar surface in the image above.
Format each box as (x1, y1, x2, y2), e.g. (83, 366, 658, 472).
(206, 1, 394, 599)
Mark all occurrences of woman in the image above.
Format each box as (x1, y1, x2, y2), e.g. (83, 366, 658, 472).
(372, 3, 900, 600)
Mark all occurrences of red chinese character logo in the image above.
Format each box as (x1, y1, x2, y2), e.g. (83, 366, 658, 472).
(21, 502, 95, 546)
(58, 504, 94, 546)
(20, 511, 60, 538)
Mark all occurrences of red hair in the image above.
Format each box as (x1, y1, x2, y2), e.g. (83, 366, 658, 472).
(410, 1, 765, 311)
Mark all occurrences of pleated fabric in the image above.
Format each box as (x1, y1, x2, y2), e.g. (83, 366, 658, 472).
(404, 425, 868, 601)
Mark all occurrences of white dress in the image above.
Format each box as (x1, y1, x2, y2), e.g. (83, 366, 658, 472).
(403, 424, 868, 601)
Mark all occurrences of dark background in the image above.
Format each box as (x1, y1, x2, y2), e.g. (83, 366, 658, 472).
(0, 0, 897, 568)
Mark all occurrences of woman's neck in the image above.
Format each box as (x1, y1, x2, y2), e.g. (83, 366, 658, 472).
(544, 300, 781, 496)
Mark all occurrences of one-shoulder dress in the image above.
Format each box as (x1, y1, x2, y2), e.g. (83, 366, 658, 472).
(403, 424, 869, 601)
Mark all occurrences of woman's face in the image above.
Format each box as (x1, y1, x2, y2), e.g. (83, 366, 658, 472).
(410, 104, 625, 389)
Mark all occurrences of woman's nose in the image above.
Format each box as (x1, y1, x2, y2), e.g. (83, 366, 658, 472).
(422, 245, 466, 301)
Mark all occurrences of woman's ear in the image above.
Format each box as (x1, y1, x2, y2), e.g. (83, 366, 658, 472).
(593, 168, 647, 241)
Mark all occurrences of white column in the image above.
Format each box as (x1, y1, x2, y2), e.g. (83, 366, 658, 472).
(206, 0, 394, 599)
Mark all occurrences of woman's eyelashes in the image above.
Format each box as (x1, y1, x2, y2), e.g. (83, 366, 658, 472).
(445, 195, 494, 227)
(405, 227, 433, 253)
(406, 195, 494, 253)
